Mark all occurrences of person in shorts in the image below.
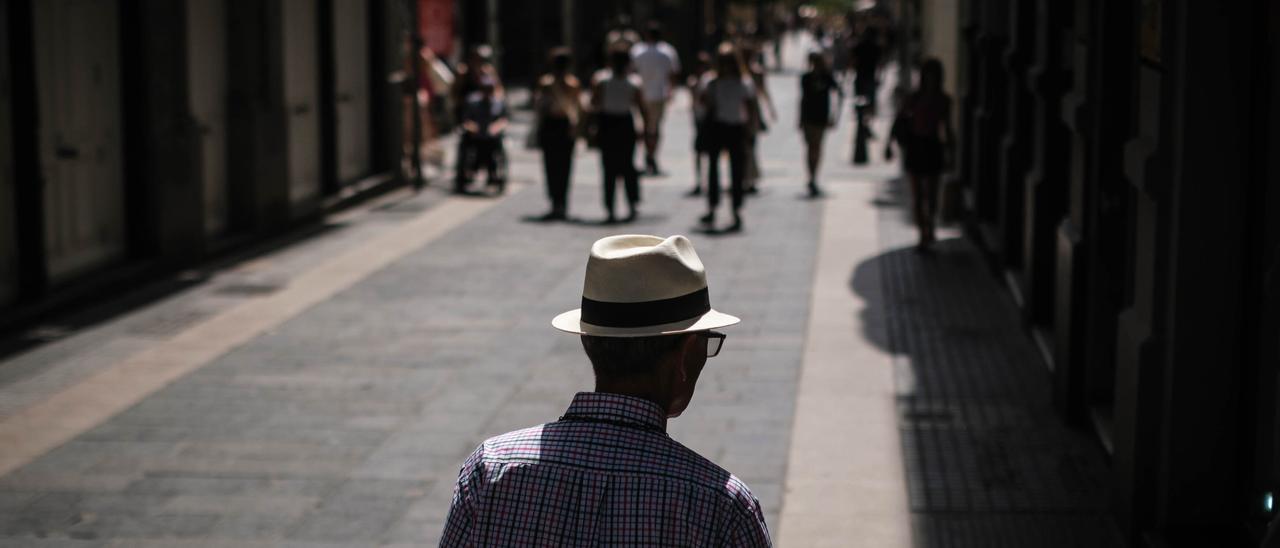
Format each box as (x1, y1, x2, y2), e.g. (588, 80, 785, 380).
(631, 22, 681, 176)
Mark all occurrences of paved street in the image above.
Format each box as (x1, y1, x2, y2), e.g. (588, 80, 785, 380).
(0, 36, 1119, 547)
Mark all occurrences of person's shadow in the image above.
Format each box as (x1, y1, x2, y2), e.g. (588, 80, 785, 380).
(848, 238, 1124, 547)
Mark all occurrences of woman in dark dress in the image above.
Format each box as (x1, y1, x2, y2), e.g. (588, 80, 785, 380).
(889, 58, 954, 250)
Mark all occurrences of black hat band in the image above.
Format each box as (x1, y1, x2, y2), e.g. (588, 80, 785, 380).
(580, 287, 711, 329)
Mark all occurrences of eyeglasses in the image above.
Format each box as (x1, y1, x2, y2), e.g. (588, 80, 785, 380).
(703, 331, 726, 358)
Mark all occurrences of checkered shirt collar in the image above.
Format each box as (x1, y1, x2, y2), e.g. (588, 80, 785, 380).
(561, 392, 668, 433)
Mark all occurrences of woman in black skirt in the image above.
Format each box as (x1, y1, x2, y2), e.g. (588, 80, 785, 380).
(888, 58, 954, 250)
(590, 47, 647, 223)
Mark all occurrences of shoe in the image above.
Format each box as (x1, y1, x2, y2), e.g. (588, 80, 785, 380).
(725, 217, 743, 232)
(699, 212, 715, 226)
(746, 185, 759, 195)
(605, 213, 619, 225)
(539, 211, 565, 222)
(807, 182, 822, 197)
(686, 187, 703, 197)
(623, 210, 638, 223)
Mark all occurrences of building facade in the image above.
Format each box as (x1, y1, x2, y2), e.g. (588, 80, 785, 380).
(953, 0, 1278, 544)
(0, 0, 409, 323)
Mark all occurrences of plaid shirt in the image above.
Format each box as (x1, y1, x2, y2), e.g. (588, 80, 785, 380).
(440, 392, 772, 547)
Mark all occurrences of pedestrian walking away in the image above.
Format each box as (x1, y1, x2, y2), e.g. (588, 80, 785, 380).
(686, 51, 714, 197)
(631, 22, 681, 177)
(886, 58, 954, 251)
(741, 43, 776, 195)
(439, 234, 771, 547)
(851, 26, 883, 113)
(534, 48, 582, 221)
(798, 50, 843, 197)
(700, 43, 757, 233)
(590, 48, 647, 223)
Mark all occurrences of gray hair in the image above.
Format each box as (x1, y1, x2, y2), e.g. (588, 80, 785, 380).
(580, 334, 687, 379)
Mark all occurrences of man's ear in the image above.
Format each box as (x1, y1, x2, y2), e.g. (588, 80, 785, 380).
(674, 333, 699, 381)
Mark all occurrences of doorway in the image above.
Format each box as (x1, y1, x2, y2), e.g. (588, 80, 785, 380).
(33, 0, 126, 282)
(282, 0, 321, 210)
(331, 0, 371, 186)
(187, 0, 229, 237)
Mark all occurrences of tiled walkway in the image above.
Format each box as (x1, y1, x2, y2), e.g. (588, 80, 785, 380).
(874, 181, 1124, 546)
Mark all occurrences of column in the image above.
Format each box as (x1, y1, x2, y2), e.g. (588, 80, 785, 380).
(993, 1, 1034, 277)
(969, 0, 1008, 245)
(121, 0, 204, 260)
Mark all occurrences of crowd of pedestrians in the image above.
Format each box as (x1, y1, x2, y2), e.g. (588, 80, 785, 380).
(403, 8, 952, 245)
(433, 8, 963, 548)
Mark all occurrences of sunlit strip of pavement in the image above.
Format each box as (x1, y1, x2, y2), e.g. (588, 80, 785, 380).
(777, 179, 911, 546)
(0, 192, 509, 477)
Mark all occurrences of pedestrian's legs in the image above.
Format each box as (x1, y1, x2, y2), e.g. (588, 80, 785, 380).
(542, 136, 571, 217)
(803, 125, 826, 194)
(454, 134, 473, 192)
(692, 151, 704, 193)
(690, 122, 706, 195)
(621, 132, 639, 219)
(558, 138, 578, 216)
(726, 125, 748, 228)
(704, 126, 724, 221)
(601, 160, 617, 221)
(643, 101, 664, 173)
(600, 129, 620, 221)
(908, 173, 930, 248)
(921, 175, 938, 242)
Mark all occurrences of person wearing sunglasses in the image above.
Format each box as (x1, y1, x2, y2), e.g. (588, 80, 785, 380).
(441, 235, 770, 547)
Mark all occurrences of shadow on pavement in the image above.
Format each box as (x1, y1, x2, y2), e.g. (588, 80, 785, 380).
(849, 237, 1126, 547)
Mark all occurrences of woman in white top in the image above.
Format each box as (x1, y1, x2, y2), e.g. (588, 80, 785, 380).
(698, 43, 757, 232)
(590, 48, 647, 223)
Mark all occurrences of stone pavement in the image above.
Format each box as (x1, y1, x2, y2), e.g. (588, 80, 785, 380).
(0, 33, 1118, 547)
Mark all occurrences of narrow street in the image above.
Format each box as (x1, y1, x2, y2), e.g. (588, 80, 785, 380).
(0, 36, 1119, 547)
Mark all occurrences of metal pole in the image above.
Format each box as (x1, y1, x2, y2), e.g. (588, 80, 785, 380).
(408, 0, 426, 190)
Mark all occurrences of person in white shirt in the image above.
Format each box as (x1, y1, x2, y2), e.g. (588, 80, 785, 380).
(698, 43, 757, 233)
(631, 23, 681, 176)
(591, 48, 648, 224)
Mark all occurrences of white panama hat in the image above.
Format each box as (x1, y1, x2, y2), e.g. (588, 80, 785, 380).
(552, 235, 740, 337)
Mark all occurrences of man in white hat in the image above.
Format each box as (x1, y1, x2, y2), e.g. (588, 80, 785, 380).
(440, 235, 771, 547)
